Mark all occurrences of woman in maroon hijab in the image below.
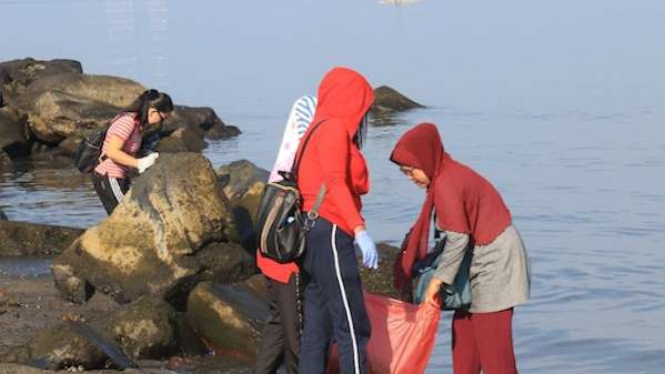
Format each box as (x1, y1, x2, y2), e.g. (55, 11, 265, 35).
(390, 123, 531, 374)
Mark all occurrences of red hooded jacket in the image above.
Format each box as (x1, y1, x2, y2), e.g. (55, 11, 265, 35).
(296, 67, 374, 236)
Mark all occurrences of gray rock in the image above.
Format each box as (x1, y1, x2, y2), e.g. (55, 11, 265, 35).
(0, 106, 31, 159)
(165, 105, 241, 140)
(185, 281, 269, 360)
(154, 127, 207, 153)
(18, 89, 120, 144)
(371, 85, 424, 114)
(55, 135, 82, 156)
(13, 72, 239, 146)
(1, 58, 241, 157)
(0, 58, 83, 106)
(0, 220, 83, 257)
(193, 242, 257, 286)
(98, 297, 178, 360)
(27, 296, 177, 370)
(52, 153, 241, 304)
(27, 322, 112, 371)
(217, 160, 269, 201)
(216, 160, 269, 251)
(360, 243, 402, 299)
(19, 72, 143, 109)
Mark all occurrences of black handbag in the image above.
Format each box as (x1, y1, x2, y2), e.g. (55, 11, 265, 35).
(254, 121, 326, 263)
(74, 129, 108, 173)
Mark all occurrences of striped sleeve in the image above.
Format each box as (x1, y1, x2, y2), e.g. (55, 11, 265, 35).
(106, 114, 137, 142)
(294, 96, 317, 139)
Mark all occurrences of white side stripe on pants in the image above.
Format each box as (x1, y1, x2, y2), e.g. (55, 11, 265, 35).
(108, 177, 125, 203)
(330, 224, 360, 374)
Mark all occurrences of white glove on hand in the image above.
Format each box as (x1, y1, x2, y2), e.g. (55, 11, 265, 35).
(355, 230, 379, 269)
(137, 153, 159, 174)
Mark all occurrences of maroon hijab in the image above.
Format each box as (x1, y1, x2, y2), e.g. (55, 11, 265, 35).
(390, 123, 449, 291)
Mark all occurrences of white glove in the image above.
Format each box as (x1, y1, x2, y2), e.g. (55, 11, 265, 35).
(137, 153, 159, 174)
(355, 230, 379, 269)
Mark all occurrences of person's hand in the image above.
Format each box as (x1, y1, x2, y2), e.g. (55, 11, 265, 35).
(425, 278, 444, 307)
(354, 230, 379, 269)
(137, 152, 159, 173)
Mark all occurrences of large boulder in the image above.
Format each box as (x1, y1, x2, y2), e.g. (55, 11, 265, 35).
(99, 297, 178, 359)
(52, 153, 246, 304)
(185, 281, 268, 360)
(164, 106, 241, 140)
(27, 297, 177, 371)
(0, 106, 31, 159)
(217, 160, 269, 203)
(154, 127, 207, 153)
(0, 220, 83, 257)
(20, 72, 143, 109)
(17, 89, 120, 144)
(371, 85, 424, 114)
(216, 160, 269, 251)
(13, 71, 239, 146)
(0, 58, 83, 105)
(1, 58, 241, 158)
(27, 322, 115, 371)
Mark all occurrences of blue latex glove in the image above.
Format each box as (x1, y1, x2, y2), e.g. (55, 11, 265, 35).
(355, 230, 379, 269)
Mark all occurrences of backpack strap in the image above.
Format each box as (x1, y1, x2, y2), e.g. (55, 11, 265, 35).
(292, 119, 326, 183)
(307, 185, 327, 221)
(292, 120, 328, 225)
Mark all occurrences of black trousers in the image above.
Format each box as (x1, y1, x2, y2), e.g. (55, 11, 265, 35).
(91, 172, 131, 215)
(298, 218, 371, 374)
(253, 273, 303, 374)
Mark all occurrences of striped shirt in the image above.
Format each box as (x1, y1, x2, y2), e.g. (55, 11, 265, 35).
(268, 96, 317, 183)
(94, 113, 142, 179)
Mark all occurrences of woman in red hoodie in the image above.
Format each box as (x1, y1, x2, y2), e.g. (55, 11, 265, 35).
(390, 123, 531, 374)
(296, 67, 378, 374)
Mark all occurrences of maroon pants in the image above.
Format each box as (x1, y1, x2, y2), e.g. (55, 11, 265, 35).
(452, 308, 518, 374)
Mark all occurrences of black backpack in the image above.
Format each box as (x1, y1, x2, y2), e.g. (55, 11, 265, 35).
(254, 120, 326, 263)
(74, 129, 108, 173)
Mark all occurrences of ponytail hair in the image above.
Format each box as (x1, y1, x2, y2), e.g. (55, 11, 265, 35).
(124, 89, 174, 127)
(354, 112, 369, 150)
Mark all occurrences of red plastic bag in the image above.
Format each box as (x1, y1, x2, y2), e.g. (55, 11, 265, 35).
(327, 292, 441, 374)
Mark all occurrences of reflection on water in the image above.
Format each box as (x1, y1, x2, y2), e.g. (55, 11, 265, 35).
(379, 0, 422, 5)
(369, 114, 409, 128)
(0, 161, 105, 228)
(104, 0, 170, 89)
(104, 0, 138, 76)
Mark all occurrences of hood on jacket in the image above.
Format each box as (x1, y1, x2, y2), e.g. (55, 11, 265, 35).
(314, 67, 374, 139)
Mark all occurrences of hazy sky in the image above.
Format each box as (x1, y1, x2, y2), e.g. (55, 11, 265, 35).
(2, 0, 664, 118)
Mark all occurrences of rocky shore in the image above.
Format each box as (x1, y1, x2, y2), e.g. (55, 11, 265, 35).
(0, 58, 240, 166)
(0, 57, 423, 373)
